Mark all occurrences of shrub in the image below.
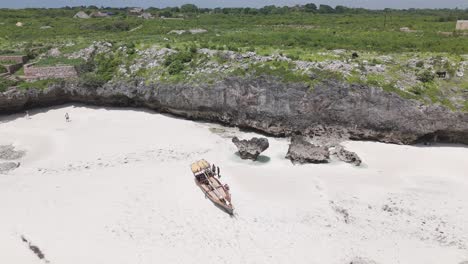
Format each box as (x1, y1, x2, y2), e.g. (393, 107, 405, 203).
(75, 60, 97, 75)
(164, 51, 194, 66)
(167, 60, 184, 75)
(286, 54, 299, 60)
(78, 73, 107, 88)
(189, 45, 198, 54)
(164, 50, 195, 75)
(417, 70, 435, 83)
(0, 78, 17, 92)
(95, 54, 122, 82)
(80, 20, 132, 32)
(18, 79, 62, 90)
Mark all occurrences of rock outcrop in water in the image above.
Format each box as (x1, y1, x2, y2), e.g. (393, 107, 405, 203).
(0, 76, 467, 145)
(232, 137, 269, 160)
(286, 136, 330, 164)
(332, 145, 362, 166)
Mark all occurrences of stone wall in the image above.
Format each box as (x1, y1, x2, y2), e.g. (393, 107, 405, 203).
(3, 63, 23, 74)
(24, 64, 78, 79)
(456, 20, 468, 31)
(0, 56, 28, 64)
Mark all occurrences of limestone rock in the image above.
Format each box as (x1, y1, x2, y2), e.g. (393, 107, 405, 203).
(285, 136, 330, 164)
(348, 257, 379, 264)
(332, 145, 362, 166)
(0, 162, 20, 173)
(48, 48, 61, 58)
(232, 137, 269, 160)
(0, 76, 467, 145)
(0, 145, 25, 160)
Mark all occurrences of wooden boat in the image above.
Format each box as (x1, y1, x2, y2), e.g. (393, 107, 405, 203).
(190, 160, 234, 215)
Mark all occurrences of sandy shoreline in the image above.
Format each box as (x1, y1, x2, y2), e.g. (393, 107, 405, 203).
(0, 105, 467, 264)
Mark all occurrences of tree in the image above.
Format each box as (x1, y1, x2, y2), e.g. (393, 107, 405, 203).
(304, 3, 317, 13)
(335, 6, 348, 13)
(180, 4, 198, 13)
(318, 4, 335, 13)
(259, 5, 277, 15)
(159, 10, 172, 17)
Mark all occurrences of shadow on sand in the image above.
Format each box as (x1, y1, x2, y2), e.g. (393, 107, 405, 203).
(0, 103, 194, 124)
(233, 152, 271, 164)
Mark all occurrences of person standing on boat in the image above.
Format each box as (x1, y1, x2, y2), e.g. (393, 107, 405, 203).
(212, 164, 216, 176)
(217, 166, 221, 178)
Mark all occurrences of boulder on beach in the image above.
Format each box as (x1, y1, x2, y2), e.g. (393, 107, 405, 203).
(285, 136, 330, 164)
(0, 145, 26, 160)
(0, 162, 20, 173)
(332, 145, 362, 166)
(232, 137, 269, 160)
(348, 257, 379, 264)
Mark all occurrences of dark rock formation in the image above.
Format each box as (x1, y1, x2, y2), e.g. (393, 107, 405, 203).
(0, 76, 467, 145)
(332, 145, 362, 166)
(232, 137, 269, 160)
(349, 257, 379, 264)
(285, 136, 330, 164)
(0, 162, 20, 173)
(0, 145, 26, 160)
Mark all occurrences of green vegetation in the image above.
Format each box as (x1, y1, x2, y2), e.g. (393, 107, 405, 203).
(0, 60, 20, 65)
(0, 5, 466, 111)
(1, 7, 467, 54)
(17, 79, 62, 90)
(0, 78, 16, 92)
(35, 56, 84, 66)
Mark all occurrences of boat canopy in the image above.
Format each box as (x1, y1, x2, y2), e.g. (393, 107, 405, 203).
(191, 159, 210, 174)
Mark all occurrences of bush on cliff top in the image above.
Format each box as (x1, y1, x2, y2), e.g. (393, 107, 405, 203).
(78, 73, 107, 88)
(17, 79, 62, 90)
(0, 78, 17, 92)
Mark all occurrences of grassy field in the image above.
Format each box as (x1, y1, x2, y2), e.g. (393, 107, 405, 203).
(0, 8, 467, 54)
(0, 7, 467, 110)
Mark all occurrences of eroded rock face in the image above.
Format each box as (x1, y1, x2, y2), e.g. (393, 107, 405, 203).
(332, 145, 362, 166)
(285, 136, 330, 164)
(0, 76, 467, 145)
(232, 137, 269, 160)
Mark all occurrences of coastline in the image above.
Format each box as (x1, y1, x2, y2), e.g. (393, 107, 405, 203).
(1, 77, 467, 145)
(0, 105, 467, 264)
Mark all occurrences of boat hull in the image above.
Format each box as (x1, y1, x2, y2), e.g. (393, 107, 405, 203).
(195, 178, 234, 215)
(191, 160, 234, 215)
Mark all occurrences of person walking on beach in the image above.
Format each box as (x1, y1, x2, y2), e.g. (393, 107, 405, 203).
(65, 113, 70, 122)
(212, 164, 216, 176)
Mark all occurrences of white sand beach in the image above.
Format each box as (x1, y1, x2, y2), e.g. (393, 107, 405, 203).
(0, 105, 467, 264)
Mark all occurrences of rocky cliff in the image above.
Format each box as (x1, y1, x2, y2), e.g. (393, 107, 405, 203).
(1, 76, 467, 145)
